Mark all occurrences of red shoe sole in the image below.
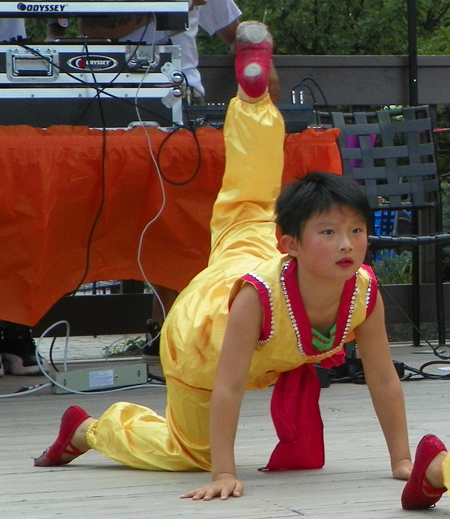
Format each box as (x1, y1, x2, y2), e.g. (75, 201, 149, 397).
(235, 22, 273, 98)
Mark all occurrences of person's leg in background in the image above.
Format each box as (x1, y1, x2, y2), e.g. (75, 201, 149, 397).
(0, 320, 49, 376)
(142, 285, 179, 360)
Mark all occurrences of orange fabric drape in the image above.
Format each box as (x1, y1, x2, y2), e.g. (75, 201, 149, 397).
(0, 124, 341, 325)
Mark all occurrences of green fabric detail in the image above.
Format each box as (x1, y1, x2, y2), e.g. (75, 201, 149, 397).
(311, 324, 337, 351)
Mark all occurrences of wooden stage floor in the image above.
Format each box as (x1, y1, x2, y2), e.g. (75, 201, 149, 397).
(1, 341, 450, 518)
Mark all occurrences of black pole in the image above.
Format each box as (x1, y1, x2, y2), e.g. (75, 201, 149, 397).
(407, 0, 420, 345)
(407, 0, 418, 105)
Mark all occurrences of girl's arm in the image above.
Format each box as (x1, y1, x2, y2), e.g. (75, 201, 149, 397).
(181, 283, 263, 500)
(354, 291, 412, 480)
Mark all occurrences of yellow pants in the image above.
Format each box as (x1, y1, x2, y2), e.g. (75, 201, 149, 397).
(442, 451, 450, 497)
(86, 377, 212, 471)
(86, 95, 285, 471)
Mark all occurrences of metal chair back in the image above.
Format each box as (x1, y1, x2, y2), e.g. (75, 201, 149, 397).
(329, 106, 447, 346)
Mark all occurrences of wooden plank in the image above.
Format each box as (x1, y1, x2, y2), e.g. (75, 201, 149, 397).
(0, 344, 449, 518)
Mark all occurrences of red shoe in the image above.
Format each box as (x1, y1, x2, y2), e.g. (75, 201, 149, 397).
(34, 405, 91, 467)
(235, 21, 273, 98)
(401, 434, 447, 510)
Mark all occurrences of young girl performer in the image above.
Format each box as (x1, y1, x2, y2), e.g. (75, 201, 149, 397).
(401, 435, 448, 509)
(34, 21, 413, 501)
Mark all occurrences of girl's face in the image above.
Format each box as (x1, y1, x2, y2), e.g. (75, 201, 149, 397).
(283, 205, 368, 283)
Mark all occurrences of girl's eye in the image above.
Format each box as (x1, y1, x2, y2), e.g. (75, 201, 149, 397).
(322, 229, 334, 235)
(353, 227, 365, 234)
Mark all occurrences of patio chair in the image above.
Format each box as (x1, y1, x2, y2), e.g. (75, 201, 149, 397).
(327, 105, 450, 347)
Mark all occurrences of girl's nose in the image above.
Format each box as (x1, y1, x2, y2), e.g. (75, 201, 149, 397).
(339, 236, 353, 251)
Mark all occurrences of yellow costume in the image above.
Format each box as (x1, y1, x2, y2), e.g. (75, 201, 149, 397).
(443, 454, 450, 498)
(86, 95, 377, 472)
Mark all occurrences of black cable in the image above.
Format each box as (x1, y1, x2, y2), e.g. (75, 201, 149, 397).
(69, 41, 108, 294)
(401, 360, 450, 381)
(156, 122, 202, 187)
(377, 281, 450, 360)
(155, 72, 202, 187)
(297, 83, 317, 105)
(147, 372, 166, 384)
(291, 77, 332, 127)
(49, 336, 59, 372)
(329, 373, 366, 384)
(17, 40, 199, 357)
(419, 360, 450, 379)
(70, 18, 157, 122)
(18, 37, 180, 128)
(12, 37, 176, 380)
(371, 277, 450, 381)
(326, 273, 450, 384)
(18, 38, 191, 295)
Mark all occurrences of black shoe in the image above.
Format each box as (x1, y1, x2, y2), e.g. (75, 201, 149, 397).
(142, 319, 161, 361)
(1, 322, 49, 375)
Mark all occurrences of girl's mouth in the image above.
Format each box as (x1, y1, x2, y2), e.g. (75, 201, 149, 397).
(336, 258, 354, 268)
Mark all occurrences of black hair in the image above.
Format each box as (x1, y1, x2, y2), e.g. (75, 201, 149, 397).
(275, 172, 372, 239)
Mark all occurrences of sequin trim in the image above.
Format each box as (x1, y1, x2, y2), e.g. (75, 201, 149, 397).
(365, 275, 372, 309)
(246, 272, 275, 344)
(280, 261, 359, 359)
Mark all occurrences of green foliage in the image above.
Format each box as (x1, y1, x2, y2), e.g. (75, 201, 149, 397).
(440, 181, 450, 280)
(24, 19, 47, 42)
(25, 19, 80, 42)
(197, 28, 230, 55)
(23, 0, 450, 55)
(373, 250, 412, 285)
(442, 181, 450, 231)
(197, 0, 450, 56)
(434, 106, 450, 179)
(242, 0, 408, 55)
(102, 336, 145, 358)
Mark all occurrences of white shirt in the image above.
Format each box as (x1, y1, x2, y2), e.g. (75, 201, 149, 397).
(121, 0, 241, 95)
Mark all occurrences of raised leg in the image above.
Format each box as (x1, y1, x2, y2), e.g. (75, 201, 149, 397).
(235, 21, 273, 101)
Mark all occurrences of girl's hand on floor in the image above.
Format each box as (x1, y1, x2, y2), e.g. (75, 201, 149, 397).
(180, 473, 244, 501)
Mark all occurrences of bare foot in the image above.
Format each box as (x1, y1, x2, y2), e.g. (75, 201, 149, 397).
(424, 451, 447, 494)
(59, 418, 95, 463)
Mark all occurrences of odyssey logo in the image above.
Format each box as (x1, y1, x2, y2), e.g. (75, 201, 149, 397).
(17, 3, 68, 11)
(67, 55, 118, 71)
